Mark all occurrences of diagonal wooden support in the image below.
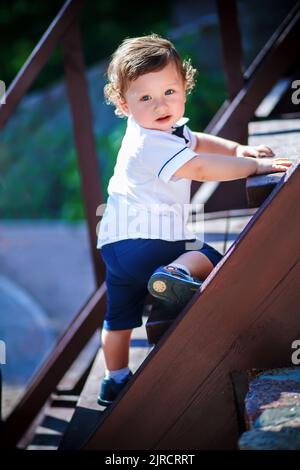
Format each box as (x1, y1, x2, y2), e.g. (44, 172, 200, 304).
(0, 0, 84, 130)
(191, 2, 300, 211)
(209, 2, 300, 141)
(1, 1, 107, 449)
(81, 163, 300, 450)
(2, 284, 106, 448)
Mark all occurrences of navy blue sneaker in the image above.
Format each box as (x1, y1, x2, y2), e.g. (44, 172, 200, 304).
(97, 371, 133, 407)
(147, 265, 202, 306)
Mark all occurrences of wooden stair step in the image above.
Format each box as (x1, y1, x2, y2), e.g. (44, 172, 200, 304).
(21, 334, 100, 450)
(59, 323, 153, 449)
(247, 118, 300, 207)
(27, 402, 77, 450)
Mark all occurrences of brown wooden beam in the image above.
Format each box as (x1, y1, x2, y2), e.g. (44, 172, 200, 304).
(0, 1, 109, 449)
(216, 0, 247, 145)
(210, 7, 300, 141)
(62, 19, 104, 286)
(191, 3, 300, 209)
(205, 1, 300, 138)
(2, 284, 106, 449)
(216, 0, 244, 101)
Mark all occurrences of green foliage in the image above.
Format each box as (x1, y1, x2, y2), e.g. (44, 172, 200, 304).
(0, 0, 171, 91)
(95, 120, 127, 202)
(174, 31, 227, 130)
(0, 1, 227, 221)
(185, 70, 226, 131)
(0, 116, 73, 219)
(0, 97, 127, 220)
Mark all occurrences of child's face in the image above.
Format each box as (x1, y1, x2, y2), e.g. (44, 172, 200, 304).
(118, 61, 187, 131)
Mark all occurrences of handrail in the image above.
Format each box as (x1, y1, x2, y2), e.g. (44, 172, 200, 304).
(210, 6, 300, 140)
(1, 0, 106, 448)
(192, 1, 300, 207)
(0, 0, 83, 130)
(3, 284, 106, 448)
(205, 0, 300, 135)
(243, 0, 300, 80)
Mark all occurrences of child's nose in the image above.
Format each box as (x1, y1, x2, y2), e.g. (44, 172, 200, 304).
(154, 98, 168, 112)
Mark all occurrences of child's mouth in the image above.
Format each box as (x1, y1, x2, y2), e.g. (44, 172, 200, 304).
(156, 115, 171, 123)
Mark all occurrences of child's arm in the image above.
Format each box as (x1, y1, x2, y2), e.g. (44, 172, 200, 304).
(194, 132, 274, 158)
(173, 154, 292, 182)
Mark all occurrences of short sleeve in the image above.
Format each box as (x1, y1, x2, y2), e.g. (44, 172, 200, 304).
(185, 126, 197, 151)
(140, 129, 198, 183)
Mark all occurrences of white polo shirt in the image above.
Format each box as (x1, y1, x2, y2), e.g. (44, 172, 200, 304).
(97, 116, 199, 248)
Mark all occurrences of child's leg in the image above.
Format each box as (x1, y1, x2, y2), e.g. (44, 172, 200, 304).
(147, 242, 223, 305)
(101, 328, 132, 371)
(98, 328, 133, 407)
(169, 251, 214, 280)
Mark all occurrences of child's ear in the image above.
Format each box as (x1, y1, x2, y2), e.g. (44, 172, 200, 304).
(117, 98, 129, 116)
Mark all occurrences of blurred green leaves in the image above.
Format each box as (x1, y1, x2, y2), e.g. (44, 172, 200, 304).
(0, 1, 226, 221)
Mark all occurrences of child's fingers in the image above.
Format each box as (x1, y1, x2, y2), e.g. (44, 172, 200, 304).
(256, 157, 292, 175)
(272, 166, 290, 172)
(257, 145, 274, 157)
(271, 160, 293, 171)
(272, 158, 292, 164)
(247, 148, 260, 158)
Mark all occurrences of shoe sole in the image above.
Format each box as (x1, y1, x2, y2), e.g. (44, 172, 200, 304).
(97, 397, 112, 407)
(148, 272, 200, 305)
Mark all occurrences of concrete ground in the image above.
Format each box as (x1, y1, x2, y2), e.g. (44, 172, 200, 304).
(0, 221, 96, 417)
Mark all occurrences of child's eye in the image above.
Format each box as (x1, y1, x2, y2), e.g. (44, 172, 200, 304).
(141, 95, 151, 102)
(165, 89, 175, 95)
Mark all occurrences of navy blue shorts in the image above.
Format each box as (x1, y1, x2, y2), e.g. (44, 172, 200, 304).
(100, 238, 223, 331)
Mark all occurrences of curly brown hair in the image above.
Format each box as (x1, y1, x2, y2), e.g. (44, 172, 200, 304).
(104, 34, 197, 117)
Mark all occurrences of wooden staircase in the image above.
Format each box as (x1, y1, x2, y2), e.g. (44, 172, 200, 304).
(23, 326, 153, 450)
(3, 117, 300, 450)
(82, 166, 300, 450)
(16, 116, 298, 451)
(19, 334, 99, 450)
(2, 0, 300, 452)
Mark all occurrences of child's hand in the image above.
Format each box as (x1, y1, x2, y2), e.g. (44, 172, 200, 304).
(255, 157, 293, 175)
(236, 144, 274, 158)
